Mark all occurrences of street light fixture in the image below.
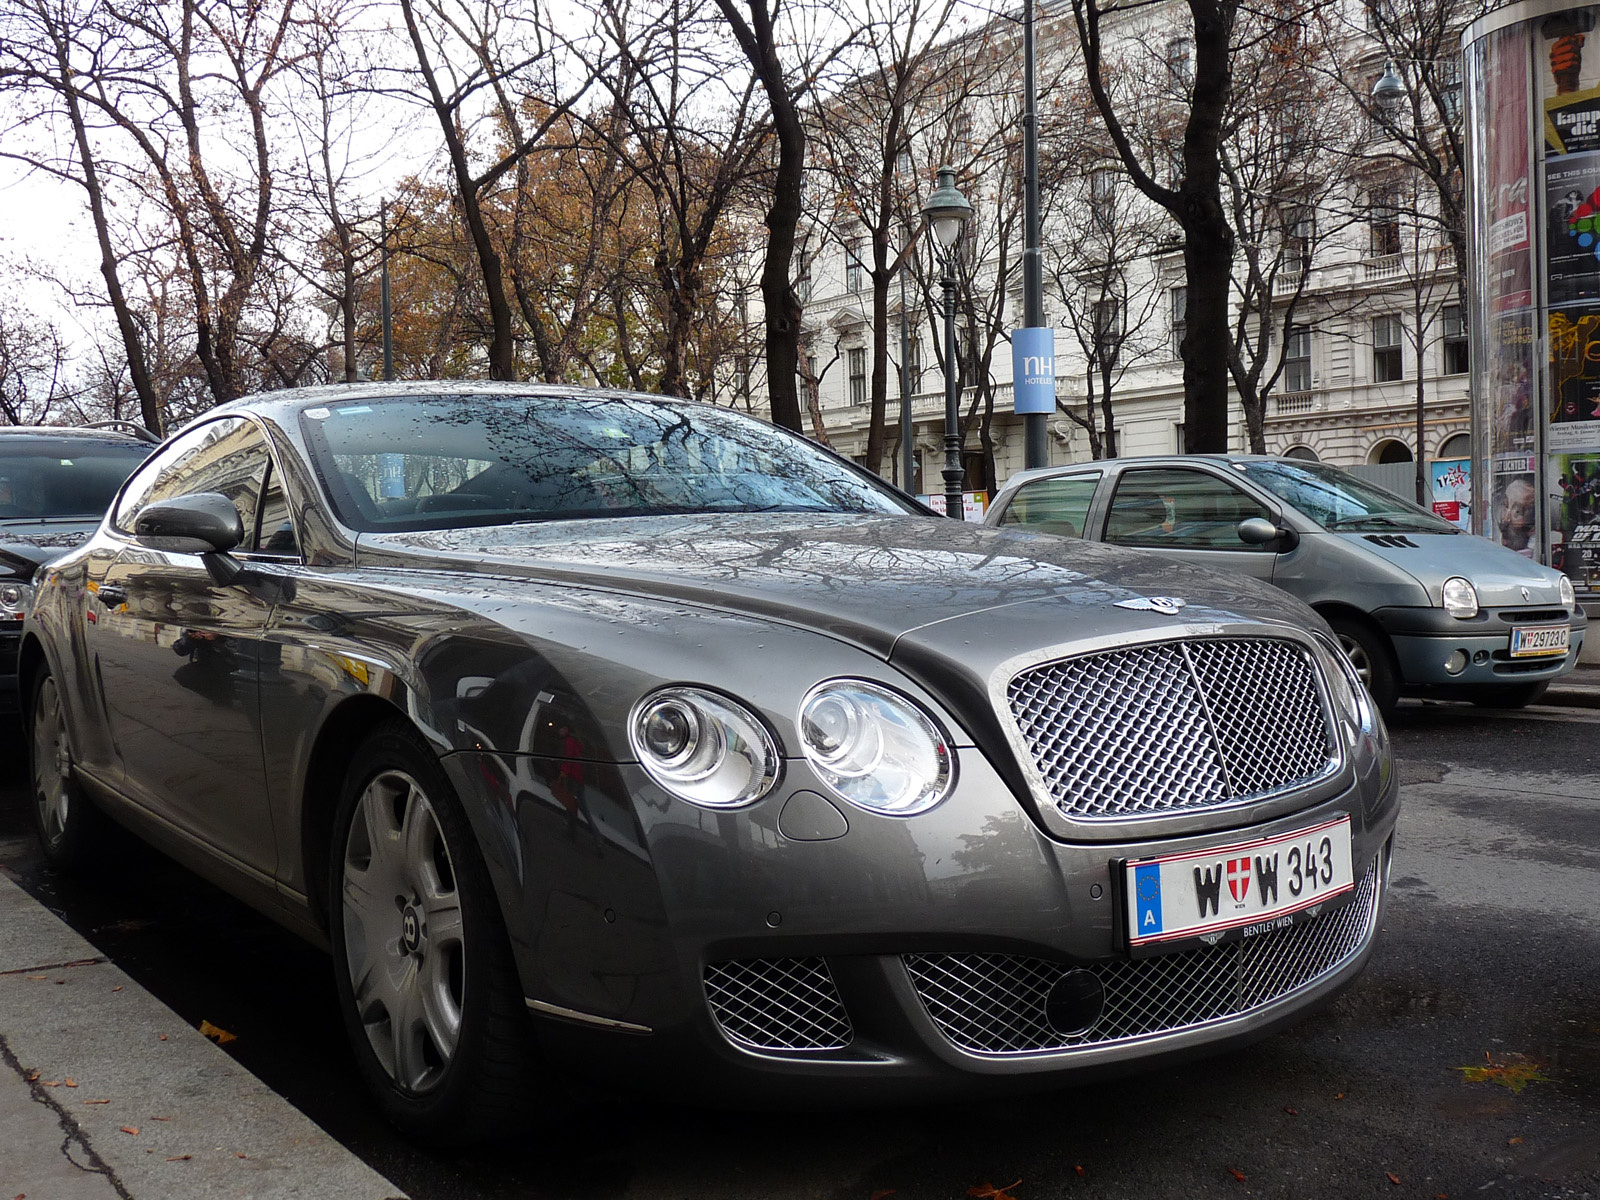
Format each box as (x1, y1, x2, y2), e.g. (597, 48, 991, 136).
(1372, 62, 1405, 112)
(921, 166, 973, 521)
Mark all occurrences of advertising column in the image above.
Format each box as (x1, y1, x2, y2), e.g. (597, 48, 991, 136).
(1541, 10, 1600, 587)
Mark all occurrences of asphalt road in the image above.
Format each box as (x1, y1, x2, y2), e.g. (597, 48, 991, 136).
(1, 702, 1597, 1200)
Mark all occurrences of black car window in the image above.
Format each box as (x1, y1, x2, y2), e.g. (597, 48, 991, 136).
(114, 417, 270, 540)
(1104, 468, 1274, 550)
(253, 463, 300, 558)
(0, 439, 149, 521)
(298, 394, 921, 532)
(999, 475, 1099, 537)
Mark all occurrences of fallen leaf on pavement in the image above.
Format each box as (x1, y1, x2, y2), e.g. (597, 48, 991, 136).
(41, 1081, 59, 1088)
(153, 1116, 172, 1122)
(158, 1035, 167, 1042)
(22, 1070, 38, 1082)
(235, 1152, 248, 1159)
(1509, 1137, 1523, 1145)
(1456, 1053, 1551, 1094)
(870, 1191, 895, 1199)
(64, 1078, 77, 1087)
(1387, 1173, 1401, 1185)
(26, 975, 46, 982)
(1074, 1166, 1085, 1177)
(1227, 1167, 1246, 1182)
(1284, 1106, 1298, 1116)
(84, 1100, 110, 1105)
(198, 1020, 237, 1045)
(120, 1126, 138, 1136)
(968, 1182, 1021, 1200)
(1335, 1092, 1345, 1100)
(111, 986, 122, 992)
(166, 1155, 192, 1162)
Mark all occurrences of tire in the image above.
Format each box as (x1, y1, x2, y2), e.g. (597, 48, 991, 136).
(28, 667, 106, 870)
(327, 721, 537, 1145)
(1327, 615, 1399, 717)
(1466, 680, 1550, 709)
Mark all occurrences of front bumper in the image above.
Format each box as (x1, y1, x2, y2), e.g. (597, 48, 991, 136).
(448, 736, 1400, 1102)
(1376, 604, 1587, 688)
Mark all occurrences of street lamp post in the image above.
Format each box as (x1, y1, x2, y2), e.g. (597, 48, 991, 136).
(922, 167, 974, 521)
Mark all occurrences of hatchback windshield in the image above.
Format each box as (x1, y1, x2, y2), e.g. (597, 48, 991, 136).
(299, 393, 920, 531)
(0, 438, 151, 522)
(1235, 460, 1458, 534)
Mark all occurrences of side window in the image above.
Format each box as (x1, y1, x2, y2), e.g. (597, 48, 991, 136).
(999, 475, 1099, 537)
(252, 465, 300, 558)
(1104, 468, 1273, 550)
(113, 417, 269, 542)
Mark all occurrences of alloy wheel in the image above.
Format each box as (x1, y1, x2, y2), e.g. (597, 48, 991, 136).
(340, 769, 465, 1094)
(32, 676, 72, 845)
(1336, 632, 1373, 691)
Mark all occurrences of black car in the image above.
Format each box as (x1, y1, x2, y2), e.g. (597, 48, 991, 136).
(1, 426, 153, 716)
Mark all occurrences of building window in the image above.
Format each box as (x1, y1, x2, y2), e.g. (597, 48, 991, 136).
(1165, 36, 1194, 85)
(1366, 0, 1395, 31)
(906, 339, 923, 392)
(1441, 304, 1468, 374)
(1369, 190, 1401, 256)
(848, 347, 867, 404)
(845, 242, 864, 294)
(952, 112, 972, 153)
(1174, 422, 1185, 453)
(1170, 285, 1187, 358)
(1284, 209, 1314, 274)
(1092, 298, 1122, 365)
(1284, 324, 1312, 392)
(1373, 314, 1404, 382)
(1438, 55, 1462, 123)
(1090, 168, 1117, 227)
(796, 259, 812, 303)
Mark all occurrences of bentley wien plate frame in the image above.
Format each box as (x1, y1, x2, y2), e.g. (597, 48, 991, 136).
(1118, 815, 1355, 959)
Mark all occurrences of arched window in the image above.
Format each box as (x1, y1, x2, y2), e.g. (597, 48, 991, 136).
(1370, 439, 1413, 464)
(1284, 445, 1319, 461)
(1437, 433, 1470, 459)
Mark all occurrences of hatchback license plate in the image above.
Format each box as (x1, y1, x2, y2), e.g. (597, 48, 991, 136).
(1125, 817, 1354, 952)
(1509, 623, 1569, 657)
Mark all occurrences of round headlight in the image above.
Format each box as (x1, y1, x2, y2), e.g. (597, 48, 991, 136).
(798, 680, 954, 815)
(1560, 574, 1576, 610)
(0, 582, 34, 619)
(629, 687, 779, 808)
(1441, 576, 1478, 619)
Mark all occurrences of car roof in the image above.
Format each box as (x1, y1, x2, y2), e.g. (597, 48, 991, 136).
(999, 454, 1302, 487)
(0, 426, 151, 449)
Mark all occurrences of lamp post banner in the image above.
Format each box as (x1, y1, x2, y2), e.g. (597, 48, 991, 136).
(1012, 327, 1056, 414)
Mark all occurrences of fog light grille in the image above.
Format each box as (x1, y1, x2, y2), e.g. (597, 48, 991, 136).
(704, 957, 852, 1051)
(906, 861, 1379, 1056)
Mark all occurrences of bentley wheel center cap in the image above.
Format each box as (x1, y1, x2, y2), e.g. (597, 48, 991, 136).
(400, 905, 424, 955)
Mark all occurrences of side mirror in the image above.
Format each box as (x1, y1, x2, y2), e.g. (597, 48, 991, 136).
(133, 493, 244, 555)
(1237, 516, 1300, 551)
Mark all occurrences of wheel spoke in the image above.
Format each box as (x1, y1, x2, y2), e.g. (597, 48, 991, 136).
(399, 784, 436, 892)
(425, 902, 463, 952)
(418, 949, 462, 1064)
(389, 960, 431, 1090)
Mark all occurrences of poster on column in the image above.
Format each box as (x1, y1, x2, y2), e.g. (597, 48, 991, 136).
(1543, 10, 1600, 154)
(1550, 452, 1600, 584)
(1547, 307, 1600, 449)
(1545, 153, 1600, 303)
(1490, 312, 1537, 457)
(1489, 25, 1533, 313)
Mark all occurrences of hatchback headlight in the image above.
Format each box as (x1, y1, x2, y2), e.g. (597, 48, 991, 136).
(0, 581, 34, 620)
(1441, 576, 1478, 619)
(629, 687, 780, 808)
(798, 680, 954, 815)
(1560, 574, 1576, 611)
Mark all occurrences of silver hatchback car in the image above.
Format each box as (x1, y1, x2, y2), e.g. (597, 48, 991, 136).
(986, 455, 1588, 714)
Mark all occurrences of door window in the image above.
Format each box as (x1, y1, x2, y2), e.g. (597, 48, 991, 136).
(252, 464, 301, 558)
(999, 475, 1099, 537)
(1104, 469, 1273, 550)
(113, 417, 270, 541)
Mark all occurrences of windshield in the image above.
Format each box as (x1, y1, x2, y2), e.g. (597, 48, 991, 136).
(1236, 460, 1459, 534)
(0, 439, 151, 522)
(298, 393, 920, 532)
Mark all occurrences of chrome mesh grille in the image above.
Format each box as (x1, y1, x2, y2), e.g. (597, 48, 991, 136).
(1007, 638, 1334, 820)
(703, 958, 853, 1051)
(905, 862, 1379, 1056)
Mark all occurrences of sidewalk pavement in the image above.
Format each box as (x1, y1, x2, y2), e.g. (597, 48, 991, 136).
(0, 871, 407, 1200)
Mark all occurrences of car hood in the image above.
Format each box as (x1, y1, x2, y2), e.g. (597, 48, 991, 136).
(1334, 531, 1568, 608)
(0, 519, 100, 579)
(356, 513, 1321, 658)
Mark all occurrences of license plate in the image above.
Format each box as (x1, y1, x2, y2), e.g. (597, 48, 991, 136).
(1509, 623, 1569, 658)
(1125, 816, 1355, 952)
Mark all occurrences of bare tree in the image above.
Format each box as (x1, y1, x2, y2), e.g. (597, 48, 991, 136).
(0, 303, 74, 426)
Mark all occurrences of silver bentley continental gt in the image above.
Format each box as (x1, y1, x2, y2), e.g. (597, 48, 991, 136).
(19, 384, 1398, 1144)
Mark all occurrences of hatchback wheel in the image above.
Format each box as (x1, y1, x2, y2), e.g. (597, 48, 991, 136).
(29, 668, 104, 869)
(328, 722, 537, 1144)
(1327, 615, 1398, 717)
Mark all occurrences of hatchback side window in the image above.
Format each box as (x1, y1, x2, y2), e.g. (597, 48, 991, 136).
(1104, 468, 1273, 550)
(999, 475, 1100, 537)
(113, 417, 270, 542)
